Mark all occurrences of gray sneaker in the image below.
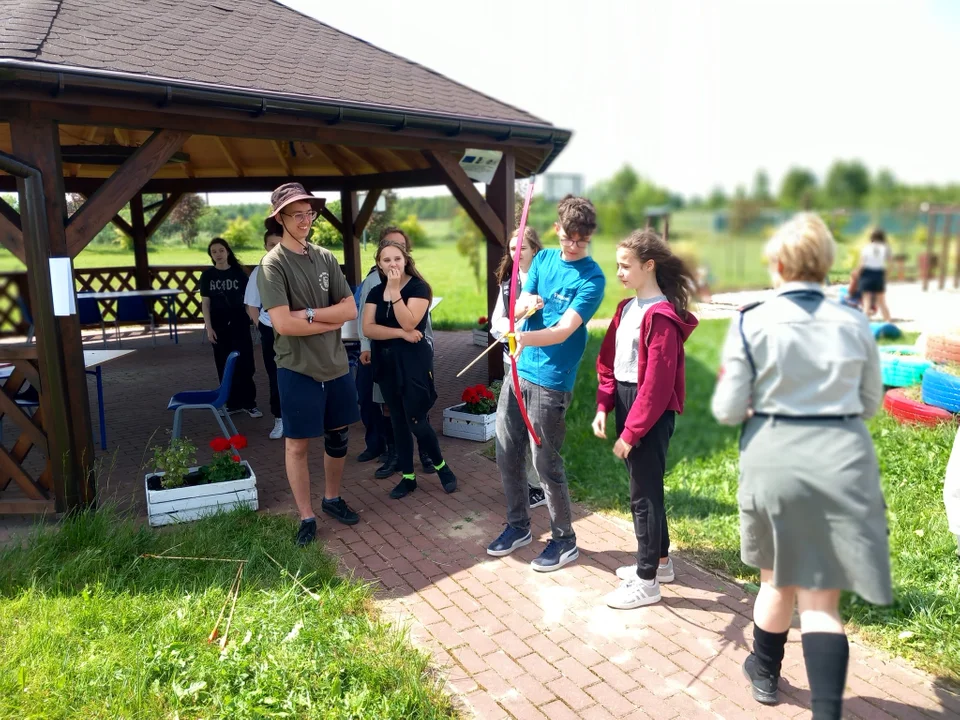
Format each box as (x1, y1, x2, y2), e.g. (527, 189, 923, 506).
(605, 576, 661, 609)
(615, 557, 675, 583)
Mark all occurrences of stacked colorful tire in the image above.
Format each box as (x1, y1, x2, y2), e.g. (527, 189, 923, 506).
(870, 322, 902, 340)
(884, 388, 955, 426)
(879, 346, 931, 388)
(922, 366, 960, 413)
(925, 334, 960, 364)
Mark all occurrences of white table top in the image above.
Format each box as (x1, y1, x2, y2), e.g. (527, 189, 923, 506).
(77, 289, 182, 300)
(83, 349, 136, 368)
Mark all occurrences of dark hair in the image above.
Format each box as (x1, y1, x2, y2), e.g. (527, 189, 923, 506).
(618, 229, 695, 314)
(263, 229, 281, 247)
(264, 215, 283, 237)
(378, 226, 412, 251)
(557, 194, 597, 238)
(207, 237, 241, 269)
(375, 240, 432, 302)
(870, 228, 887, 243)
(495, 226, 543, 285)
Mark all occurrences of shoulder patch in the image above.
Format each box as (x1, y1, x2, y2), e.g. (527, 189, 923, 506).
(738, 300, 763, 313)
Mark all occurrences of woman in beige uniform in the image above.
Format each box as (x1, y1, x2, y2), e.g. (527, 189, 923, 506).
(711, 213, 891, 720)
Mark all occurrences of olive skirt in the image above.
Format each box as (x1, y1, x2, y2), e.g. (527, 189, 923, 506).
(738, 415, 893, 605)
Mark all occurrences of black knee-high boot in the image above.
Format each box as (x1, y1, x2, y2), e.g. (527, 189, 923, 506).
(802, 632, 849, 720)
(744, 624, 788, 705)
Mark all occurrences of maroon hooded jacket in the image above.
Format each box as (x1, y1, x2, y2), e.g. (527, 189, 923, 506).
(596, 299, 699, 446)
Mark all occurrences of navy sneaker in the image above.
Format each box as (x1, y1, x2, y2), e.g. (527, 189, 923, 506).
(486, 525, 532, 557)
(531, 539, 579, 572)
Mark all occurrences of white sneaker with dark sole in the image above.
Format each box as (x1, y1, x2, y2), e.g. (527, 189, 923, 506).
(616, 557, 675, 583)
(269, 418, 284, 440)
(605, 577, 661, 609)
(245, 407, 264, 418)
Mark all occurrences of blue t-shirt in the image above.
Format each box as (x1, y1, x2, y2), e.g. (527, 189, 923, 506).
(516, 249, 606, 392)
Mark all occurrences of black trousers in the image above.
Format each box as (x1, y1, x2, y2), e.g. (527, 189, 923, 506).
(616, 382, 674, 581)
(258, 322, 281, 419)
(379, 379, 443, 476)
(211, 312, 257, 411)
(355, 361, 385, 454)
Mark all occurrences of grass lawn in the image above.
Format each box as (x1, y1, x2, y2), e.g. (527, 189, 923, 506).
(0, 509, 454, 720)
(562, 322, 960, 681)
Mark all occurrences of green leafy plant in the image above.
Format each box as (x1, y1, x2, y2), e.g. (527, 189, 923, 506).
(151, 438, 197, 489)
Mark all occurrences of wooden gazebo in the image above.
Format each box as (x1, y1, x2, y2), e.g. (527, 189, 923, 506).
(0, 0, 571, 514)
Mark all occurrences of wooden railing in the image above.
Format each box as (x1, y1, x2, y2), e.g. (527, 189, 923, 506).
(2, 263, 352, 335)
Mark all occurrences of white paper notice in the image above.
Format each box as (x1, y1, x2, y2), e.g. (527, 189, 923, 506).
(459, 149, 503, 184)
(49, 257, 77, 316)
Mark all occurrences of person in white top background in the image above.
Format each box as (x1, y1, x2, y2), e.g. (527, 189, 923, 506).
(490, 225, 545, 510)
(857, 228, 892, 323)
(712, 213, 891, 719)
(245, 231, 284, 439)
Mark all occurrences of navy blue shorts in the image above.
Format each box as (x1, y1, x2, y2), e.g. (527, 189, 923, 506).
(277, 369, 360, 439)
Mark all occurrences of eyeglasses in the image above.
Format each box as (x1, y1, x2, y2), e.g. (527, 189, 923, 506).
(283, 210, 318, 224)
(557, 231, 590, 248)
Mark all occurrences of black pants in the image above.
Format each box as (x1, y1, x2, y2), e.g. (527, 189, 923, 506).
(616, 382, 674, 581)
(258, 322, 281, 419)
(356, 360, 385, 454)
(212, 312, 257, 412)
(379, 379, 443, 476)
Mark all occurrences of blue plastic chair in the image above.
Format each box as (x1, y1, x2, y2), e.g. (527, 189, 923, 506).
(77, 297, 108, 348)
(15, 296, 34, 344)
(115, 296, 156, 347)
(167, 351, 240, 441)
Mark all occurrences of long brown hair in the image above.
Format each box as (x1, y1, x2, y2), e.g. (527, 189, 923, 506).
(375, 240, 433, 302)
(495, 226, 543, 285)
(618, 229, 695, 314)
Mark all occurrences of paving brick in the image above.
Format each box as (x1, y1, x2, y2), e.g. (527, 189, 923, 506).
(584, 680, 638, 716)
(538, 700, 584, 720)
(554, 656, 600, 689)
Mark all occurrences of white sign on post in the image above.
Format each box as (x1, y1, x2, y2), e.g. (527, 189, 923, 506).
(459, 149, 503, 184)
(49, 257, 77, 316)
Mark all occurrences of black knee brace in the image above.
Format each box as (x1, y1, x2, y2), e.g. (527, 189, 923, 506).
(324, 427, 349, 458)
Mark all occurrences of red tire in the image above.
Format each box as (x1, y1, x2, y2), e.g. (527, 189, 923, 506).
(883, 388, 955, 426)
(925, 334, 960, 364)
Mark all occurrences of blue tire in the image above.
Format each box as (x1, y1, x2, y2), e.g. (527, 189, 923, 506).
(871, 322, 902, 340)
(922, 367, 960, 413)
(880, 347, 931, 388)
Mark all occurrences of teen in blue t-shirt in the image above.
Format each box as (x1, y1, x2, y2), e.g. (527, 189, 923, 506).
(487, 195, 606, 572)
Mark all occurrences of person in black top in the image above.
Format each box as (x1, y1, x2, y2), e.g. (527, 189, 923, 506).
(363, 239, 457, 499)
(200, 237, 260, 417)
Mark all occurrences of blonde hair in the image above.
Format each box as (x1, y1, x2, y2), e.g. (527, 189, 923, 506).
(764, 212, 835, 283)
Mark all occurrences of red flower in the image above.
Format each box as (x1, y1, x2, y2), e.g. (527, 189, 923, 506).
(210, 437, 230, 452)
(229, 434, 248, 450)
(232, 455, 241, 462)
(478, 316, 488, 326)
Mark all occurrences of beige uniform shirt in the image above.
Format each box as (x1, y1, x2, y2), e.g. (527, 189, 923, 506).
(711, 282, 883, 425)
(257, 242, 351, 382)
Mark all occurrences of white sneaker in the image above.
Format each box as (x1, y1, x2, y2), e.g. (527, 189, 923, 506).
(269, 418, 284, 440)
(615, 557, 675, 583)
(606, 576, 661, 609)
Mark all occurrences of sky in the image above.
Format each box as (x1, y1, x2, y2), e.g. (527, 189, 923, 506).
(210, 0, 960, 205)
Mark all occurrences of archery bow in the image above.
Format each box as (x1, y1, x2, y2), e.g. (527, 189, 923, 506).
(509, 176, 541, 446)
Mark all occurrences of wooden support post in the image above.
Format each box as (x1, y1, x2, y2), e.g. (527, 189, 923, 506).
(484, 154, 516, 382)
(340, 189, 361, 286)
(10, 118, 96, 511)
(940, 214, 953, 291)
(144, 192, 183, 238)
(424, 150, 505, 246)
(0, 196, 25, 263)
(354, 189, 382, 236)
(131, 193, 150, 290)
(923, 211, 937, 291)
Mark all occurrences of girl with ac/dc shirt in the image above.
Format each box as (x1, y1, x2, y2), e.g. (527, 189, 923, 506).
(200, 237, 260, 417)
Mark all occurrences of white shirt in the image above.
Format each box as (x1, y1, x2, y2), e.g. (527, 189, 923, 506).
(244, 266, 272, 327)
(490, 270, 528, 365)
(613, 295, 666, 382)
(860, 242, 890, 271)
(711, 281, 882, 424)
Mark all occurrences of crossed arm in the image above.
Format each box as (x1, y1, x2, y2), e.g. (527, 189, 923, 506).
(267, 296, 356, 336)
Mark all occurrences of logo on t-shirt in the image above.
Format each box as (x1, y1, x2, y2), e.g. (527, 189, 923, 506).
(319, 272, 329, 291)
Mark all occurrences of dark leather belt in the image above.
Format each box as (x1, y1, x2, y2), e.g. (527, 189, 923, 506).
(752, 412, 859, 421)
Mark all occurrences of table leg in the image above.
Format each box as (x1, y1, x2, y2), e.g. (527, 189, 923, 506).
(170, 296, 179, 345)
(97, 366, 106, 450)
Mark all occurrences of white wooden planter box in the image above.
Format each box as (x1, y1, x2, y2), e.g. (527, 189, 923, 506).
(472, 328, 489, 347)
(145, 461, 258, 527)
(443, 404, 496, 442)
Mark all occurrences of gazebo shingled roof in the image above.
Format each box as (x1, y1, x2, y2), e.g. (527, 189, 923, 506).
(0, 0, 572, 515)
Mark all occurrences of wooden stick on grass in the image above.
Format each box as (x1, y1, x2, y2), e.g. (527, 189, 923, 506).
(263, 550, 322, 602)
(209, 561, 244, 644)
(219, 562, 244, 650)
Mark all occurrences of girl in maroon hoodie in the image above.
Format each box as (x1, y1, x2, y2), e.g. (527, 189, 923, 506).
(593, 229, 699, 609)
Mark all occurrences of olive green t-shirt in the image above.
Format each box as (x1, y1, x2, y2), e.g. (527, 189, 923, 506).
(257, 242, 351, 382)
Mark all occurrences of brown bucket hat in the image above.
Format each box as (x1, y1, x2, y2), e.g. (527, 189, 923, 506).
(268, 182, 325, 218)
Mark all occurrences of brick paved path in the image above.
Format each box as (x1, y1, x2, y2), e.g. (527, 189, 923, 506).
(1, 327, 957, 718)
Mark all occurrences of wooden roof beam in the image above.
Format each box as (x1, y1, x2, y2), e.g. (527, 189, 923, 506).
(318, 206, 343, 235)
(0, 196, 25, 263)
(65, 129, 190, 257)
(313, 144, 353, 176)
(271, 140, 293, 176)
(354, 189, 382, 236)
(214, 137, 244, 177)
(424, 150, 504, 246)
(145, 192, 183, 237)
(113, 128, 130, 145)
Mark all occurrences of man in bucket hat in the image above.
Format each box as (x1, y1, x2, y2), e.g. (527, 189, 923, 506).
(257, 182, 361, 546)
